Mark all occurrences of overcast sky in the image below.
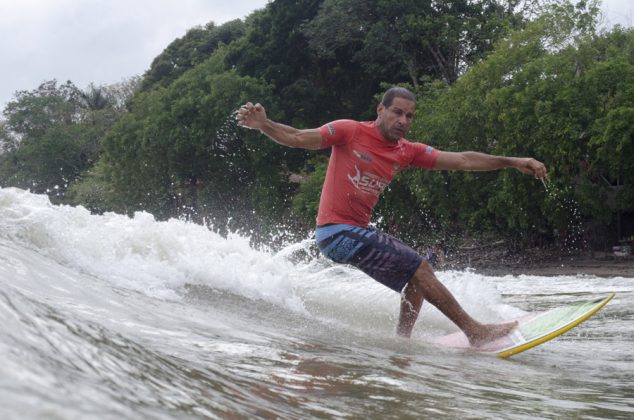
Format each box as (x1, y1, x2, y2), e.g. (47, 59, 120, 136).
(0, 0, 269, 108)
(0, 0, 631, 110)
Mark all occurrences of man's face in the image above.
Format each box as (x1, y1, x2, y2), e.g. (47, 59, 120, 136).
(376, 97, 415, 142)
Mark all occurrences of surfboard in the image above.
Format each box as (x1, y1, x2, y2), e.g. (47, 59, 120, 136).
(432, 292, 616, 358)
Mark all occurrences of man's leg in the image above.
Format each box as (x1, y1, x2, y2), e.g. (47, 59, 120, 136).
(397, 261, 516, 346)
(397, 280, 424, 337)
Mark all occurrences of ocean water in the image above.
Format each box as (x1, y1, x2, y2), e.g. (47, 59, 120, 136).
(0, 187, 632, 419)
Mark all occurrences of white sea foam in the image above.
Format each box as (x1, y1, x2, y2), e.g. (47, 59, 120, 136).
(0, 187, 544, 334)
(0, 187, 302, 309)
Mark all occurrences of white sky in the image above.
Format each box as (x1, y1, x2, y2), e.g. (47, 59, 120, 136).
(0, 0, 631, 109)
(0, 0, 270, 108)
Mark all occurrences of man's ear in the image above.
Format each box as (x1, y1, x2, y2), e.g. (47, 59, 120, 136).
(377, 103, 385, 116)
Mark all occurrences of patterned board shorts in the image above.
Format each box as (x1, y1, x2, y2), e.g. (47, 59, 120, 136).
(315, 224, 424, 293)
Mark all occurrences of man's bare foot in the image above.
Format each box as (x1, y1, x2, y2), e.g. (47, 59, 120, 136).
(467, 321, 518, 347)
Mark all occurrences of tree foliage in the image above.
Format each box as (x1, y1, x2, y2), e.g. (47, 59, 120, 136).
(304, 0, 517, 86)
(0, 80, 132, 200)
(87, 49, 299, 237)
(406, 1, 634, 246)
(141, 20, 247, 91)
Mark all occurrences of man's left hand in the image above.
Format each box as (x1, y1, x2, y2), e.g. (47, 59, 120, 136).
(517, 158, 547, 179)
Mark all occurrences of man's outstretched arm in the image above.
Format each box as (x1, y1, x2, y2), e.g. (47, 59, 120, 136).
(434, 151, 547, 179)
(236, 102, 323, 150)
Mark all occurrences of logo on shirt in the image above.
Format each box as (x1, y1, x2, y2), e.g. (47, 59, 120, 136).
(353, 149, 373, 162)
(327, 123, 336, 136)
(348, 165, 388, 196)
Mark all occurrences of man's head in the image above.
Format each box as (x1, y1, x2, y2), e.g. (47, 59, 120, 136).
(376, 87, 416, 142)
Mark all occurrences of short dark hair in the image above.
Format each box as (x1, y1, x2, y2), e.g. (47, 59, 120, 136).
(381, 87, 416, 108)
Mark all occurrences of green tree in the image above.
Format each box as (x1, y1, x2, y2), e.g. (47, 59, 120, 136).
(88, 47, 300, 237)
(0, 120, 16, 154)
(304, 0, 520, 86)
(291, 156, 328, 226)
(3, 80, 81, 138)
(141, 19, 247, 91)
(406, 1, 633, 247)
(0, 80, 131, 202)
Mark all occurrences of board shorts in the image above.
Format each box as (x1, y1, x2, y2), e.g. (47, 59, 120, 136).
(315, 224, 423, 293)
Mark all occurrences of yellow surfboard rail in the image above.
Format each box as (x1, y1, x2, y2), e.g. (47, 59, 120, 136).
(497, 292, 616, 358)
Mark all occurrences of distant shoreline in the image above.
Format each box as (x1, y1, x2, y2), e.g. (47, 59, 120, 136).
(438, 249, 634, 278)
(473, 258, 634, 278)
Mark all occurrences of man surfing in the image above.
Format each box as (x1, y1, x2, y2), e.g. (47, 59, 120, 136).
(237, 87, 547, 346)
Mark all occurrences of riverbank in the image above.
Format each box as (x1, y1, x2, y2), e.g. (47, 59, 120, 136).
(439, 246, 634, 278)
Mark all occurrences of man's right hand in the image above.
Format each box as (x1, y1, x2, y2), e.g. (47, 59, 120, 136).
(235, 101, 323, 150)
(236, 102, 267, 130)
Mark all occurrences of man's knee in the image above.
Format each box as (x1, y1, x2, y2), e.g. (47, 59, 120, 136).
(408, 260, 434, 288)
(416, 259, 435, 278)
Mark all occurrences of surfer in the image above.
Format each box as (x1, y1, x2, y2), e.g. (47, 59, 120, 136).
(237, 87, 547, 346)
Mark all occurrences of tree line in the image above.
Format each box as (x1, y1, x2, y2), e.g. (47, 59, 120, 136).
(0, 0, 632, 252)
